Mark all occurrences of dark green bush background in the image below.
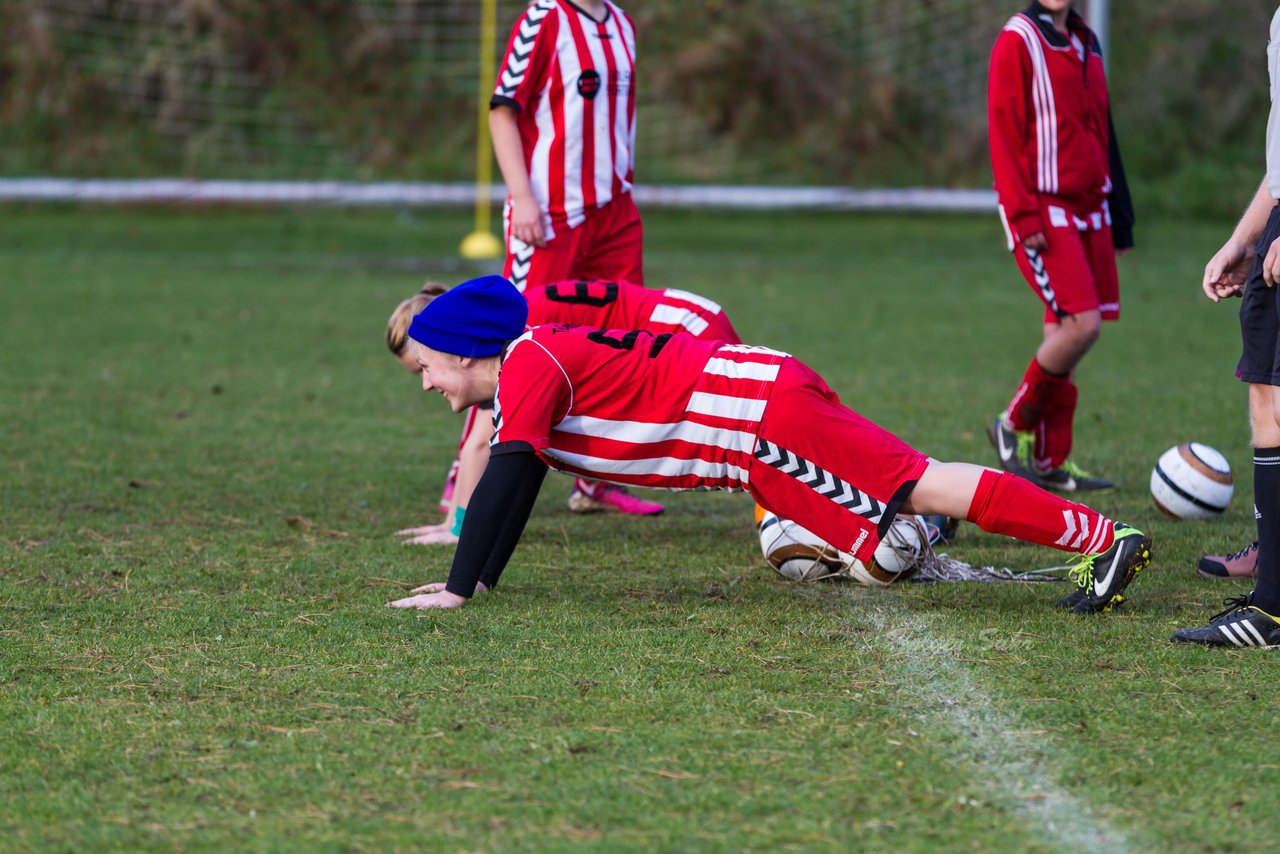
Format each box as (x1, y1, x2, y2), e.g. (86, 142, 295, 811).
(0, 0, 1272, 218)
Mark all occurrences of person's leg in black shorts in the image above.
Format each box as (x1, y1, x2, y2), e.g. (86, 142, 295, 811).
(1175, 205, 1280, 646)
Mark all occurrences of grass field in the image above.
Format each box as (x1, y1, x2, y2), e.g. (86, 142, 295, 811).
(2, 205, 1276, 852)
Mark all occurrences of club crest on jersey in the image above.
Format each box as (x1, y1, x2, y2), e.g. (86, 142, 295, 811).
(577, 69, 601, 100)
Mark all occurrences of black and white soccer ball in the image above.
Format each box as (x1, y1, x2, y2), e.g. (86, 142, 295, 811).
(1150, 442, 1233, 520)
(757, 511, 851, 581)
(758, 512, 927, 586)
(847, 515, 928, 587)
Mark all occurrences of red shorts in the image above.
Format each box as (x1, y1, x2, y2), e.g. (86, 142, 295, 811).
(1006, 202, 1119, 323)
(748, 359, 930, 566)
(503, 194, 644, 292)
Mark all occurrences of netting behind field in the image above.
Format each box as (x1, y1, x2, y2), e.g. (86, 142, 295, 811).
(4, 0, 1011, 187)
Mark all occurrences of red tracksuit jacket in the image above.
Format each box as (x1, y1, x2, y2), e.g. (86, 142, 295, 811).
(988, 3, 1134, 249)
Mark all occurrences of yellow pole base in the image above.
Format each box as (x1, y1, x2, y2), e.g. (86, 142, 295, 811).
(459, 230, 504, 260)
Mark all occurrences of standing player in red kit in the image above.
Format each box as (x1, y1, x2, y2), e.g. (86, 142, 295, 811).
(488, 0, 650, 515)
(986, 1, 1135, 492)
(385, 276, 1152, 614)
(490, 0, 641, 292)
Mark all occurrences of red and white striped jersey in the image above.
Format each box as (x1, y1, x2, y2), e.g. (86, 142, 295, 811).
(987, 6, 1131, 244)
(491, 325, 787, 491)
(491, 0, 637, 231)
(524, 279, 742, 344)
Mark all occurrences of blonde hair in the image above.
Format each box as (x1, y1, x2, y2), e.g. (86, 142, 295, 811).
(386, 281, 449, 355)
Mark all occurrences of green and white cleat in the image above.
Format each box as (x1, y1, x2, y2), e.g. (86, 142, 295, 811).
(987, 414, 1039, 481)
(1034, 460, 1115, 494)
(1059, 522, 1151, 614)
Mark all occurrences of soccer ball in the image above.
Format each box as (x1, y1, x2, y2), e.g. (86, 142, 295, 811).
(1150, 443, 1233, 520)
(757, 510, 927, 586)
(847, 515, 928, 587)
(757, 511, 851, 581)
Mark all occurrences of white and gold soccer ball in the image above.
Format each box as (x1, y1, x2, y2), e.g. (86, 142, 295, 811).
(1150, 442, 1233, 520)
(847, 515, 928, 587)
(757, 510, 927, 586)
(757, 510, 852, 581)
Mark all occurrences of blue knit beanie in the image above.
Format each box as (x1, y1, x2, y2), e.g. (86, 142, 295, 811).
(407, 275, 528, 358)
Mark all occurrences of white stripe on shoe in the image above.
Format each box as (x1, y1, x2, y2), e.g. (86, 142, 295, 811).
(1218, 623, 1247, 647)
(1239, 618, 1267, 646)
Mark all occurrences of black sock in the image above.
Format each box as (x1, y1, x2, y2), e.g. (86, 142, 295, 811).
(1250, 446, 1280, 613)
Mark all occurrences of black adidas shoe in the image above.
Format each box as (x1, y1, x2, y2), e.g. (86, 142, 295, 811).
(1061, 523, 1152, 614)
(987, 415, 1038, 480)
(1033, 460, 1116, 493)
(1171, 595, 1280, 647)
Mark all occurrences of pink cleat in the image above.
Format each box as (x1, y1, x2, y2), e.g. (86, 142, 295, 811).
(1196, 541, 1258, 580)
(438, 460, 459, 514)
(567, 481, 664, 516)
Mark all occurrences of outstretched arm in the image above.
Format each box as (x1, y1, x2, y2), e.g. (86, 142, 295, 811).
(386, 446, 548, 610)
(396, 416, 496, 546)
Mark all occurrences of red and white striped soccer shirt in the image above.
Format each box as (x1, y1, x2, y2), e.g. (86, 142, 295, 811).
(491, 325, 786, 491)
(524, 280, 741, 344)
(491, 0, 637, 233)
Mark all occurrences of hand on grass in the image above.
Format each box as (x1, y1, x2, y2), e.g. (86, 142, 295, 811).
(400, 529, 460, 546)
(394, 523, 458, 546)
(386, 590, 469, 609)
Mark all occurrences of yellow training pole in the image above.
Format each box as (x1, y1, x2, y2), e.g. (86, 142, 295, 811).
(459, 0, 503, 260)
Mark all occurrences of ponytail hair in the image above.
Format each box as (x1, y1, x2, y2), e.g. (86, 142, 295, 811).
(385, 281, 449, 355)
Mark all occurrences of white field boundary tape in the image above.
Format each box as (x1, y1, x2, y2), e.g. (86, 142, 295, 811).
(864, 607, 1134, 853)
(0, 179, 996, 213)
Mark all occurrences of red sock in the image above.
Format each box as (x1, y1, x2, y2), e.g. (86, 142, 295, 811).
(1005, 359, 1069, 432)
(1035, 380, 1077, 471)
(966, 470, 1114, 554)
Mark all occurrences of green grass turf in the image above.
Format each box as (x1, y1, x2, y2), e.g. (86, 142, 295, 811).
(2, 205, 1277, 851)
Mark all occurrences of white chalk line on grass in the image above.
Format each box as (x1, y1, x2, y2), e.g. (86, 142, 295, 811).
(864, 608, 1134, 854)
